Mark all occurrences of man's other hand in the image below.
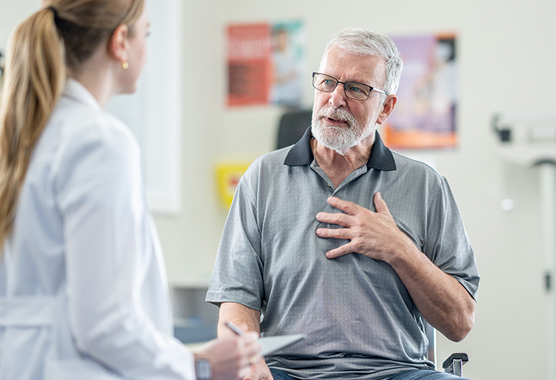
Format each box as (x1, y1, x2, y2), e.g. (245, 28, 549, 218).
(243, 359, 273, 380)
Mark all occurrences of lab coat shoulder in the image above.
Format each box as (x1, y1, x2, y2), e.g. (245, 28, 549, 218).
(50, 97, 142, 213)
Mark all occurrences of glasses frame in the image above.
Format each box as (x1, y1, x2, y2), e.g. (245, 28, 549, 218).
(312, 72, 388, 101)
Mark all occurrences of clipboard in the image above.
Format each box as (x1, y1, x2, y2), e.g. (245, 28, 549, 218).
(259, 334, 306, 356)
(224, 322, 306, 357)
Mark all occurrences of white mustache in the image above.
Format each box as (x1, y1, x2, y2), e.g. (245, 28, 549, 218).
(316, 106, 355, 126)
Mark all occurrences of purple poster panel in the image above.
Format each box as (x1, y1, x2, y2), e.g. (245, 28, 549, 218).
(384, 33, 458, 149)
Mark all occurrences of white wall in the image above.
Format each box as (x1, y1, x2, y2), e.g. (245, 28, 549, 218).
(2, 1, 555, 379)
(0, 1, 39, 48)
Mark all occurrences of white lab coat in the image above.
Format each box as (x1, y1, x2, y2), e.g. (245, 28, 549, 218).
(0, 79, 195, 380)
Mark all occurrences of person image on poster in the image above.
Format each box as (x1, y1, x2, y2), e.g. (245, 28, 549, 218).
(270, 26, 302, 107)
(411, 38, 456, 133)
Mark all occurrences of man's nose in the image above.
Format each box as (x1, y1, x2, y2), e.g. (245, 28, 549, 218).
(328, 83, 347, 108)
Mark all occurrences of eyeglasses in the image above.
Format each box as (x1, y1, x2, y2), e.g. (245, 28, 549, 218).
(312, 72, 388, 101)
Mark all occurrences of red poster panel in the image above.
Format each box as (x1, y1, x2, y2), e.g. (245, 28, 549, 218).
(227, 23, 272, 106)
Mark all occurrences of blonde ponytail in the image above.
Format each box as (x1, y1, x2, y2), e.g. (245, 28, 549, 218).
(0, 0, 145, 249)
(0, 9, 65, 248)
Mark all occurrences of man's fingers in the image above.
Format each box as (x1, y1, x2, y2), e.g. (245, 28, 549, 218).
(242, 359, 272, 380)
(316, 211, 351, 227)
(373, 192, 391, 215)
(316, 227, 350, 239)
(327, 196, 361, 215)
(325, 244, 352, 259)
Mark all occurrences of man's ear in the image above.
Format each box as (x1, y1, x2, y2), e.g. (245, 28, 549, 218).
(108, 24, 129, 63)
(377, 95, 397, 125)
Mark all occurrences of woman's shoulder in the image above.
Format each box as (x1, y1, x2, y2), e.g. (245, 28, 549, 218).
(53, 95, 138, 155)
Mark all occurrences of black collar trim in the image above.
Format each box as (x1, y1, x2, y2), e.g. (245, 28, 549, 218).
(284, 127, 396, 171)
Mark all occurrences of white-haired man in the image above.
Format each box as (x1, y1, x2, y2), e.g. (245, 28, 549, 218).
(207, 28, 479, 380)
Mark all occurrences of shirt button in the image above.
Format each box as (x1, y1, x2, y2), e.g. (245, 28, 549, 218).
(327, 183, 331, 187)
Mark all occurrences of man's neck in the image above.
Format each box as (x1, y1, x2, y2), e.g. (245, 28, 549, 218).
(310, 133, 375, 188)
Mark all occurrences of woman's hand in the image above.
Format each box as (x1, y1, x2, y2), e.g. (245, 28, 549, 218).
(194, 332, 261, 380)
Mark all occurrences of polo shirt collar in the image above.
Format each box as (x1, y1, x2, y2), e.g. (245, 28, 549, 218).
(284, 127, 397, 171)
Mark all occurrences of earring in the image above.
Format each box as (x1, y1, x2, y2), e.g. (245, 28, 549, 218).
(121, 60, 129, 70)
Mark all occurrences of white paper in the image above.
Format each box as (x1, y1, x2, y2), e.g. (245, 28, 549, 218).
(259, 334, 307, 356)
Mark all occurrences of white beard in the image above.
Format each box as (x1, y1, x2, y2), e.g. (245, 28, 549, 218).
(311, 105, 374, 155)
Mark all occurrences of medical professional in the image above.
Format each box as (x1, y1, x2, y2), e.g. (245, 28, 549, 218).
(0, 1, 260, 379)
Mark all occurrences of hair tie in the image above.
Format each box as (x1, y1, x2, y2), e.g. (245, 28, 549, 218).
(46, 6, 60, 23)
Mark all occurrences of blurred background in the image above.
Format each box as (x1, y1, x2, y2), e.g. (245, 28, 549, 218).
(2, 1, 556, 379)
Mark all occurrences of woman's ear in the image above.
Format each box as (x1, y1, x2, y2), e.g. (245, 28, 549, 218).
(108, 24, 129, 64)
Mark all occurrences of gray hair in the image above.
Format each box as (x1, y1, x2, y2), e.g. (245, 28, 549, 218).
(322, 28, 403, 95)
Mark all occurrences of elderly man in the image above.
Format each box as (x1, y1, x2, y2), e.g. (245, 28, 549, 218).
(207, 28, 479, 380)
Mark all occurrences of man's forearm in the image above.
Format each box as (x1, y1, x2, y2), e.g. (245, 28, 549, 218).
(389, 243, 476, 342)
(218, 302, 261, 338)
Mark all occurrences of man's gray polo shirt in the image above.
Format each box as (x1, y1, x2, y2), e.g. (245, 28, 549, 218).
(207, 128, 480, 380)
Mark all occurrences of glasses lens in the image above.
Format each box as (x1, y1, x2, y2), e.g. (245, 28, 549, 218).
(313, 73, 337, 92)
(344, 82, 371, 100)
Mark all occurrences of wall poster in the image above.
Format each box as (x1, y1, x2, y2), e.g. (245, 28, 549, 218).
(383, 33, 458, 149)
(226, 21, 305, 107)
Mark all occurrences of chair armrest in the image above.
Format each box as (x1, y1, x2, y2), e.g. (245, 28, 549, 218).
(443, 353, 468, 377)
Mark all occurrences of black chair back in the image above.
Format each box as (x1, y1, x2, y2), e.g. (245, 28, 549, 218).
(276, 109, 312, 149)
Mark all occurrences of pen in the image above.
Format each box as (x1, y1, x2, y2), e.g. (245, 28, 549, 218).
(225, 321, 245, 336)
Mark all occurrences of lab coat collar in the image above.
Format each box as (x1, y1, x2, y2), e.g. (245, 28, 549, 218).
(63, 78, 102, 112)
(284, 127, 397, 171)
